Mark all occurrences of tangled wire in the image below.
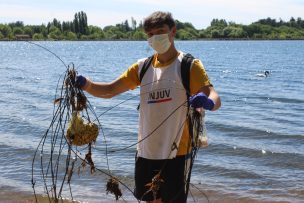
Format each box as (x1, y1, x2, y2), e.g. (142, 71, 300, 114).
(31, 65, 126, 202)
(29, 41, 210, 203)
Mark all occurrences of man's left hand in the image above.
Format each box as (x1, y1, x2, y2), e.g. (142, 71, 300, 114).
(189, 92, 215, 110)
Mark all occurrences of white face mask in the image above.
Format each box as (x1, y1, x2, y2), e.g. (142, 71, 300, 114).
(148, 33, 171, 54)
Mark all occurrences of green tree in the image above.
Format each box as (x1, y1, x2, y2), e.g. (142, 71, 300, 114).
(289, 17, 297, 27)
(210, 19, 228, 28)
(204, 19, 228, 38)
(124, 20, 131, 32)
(175, 20, 185, 30)
(73, 13, 79, 34)
(52, 18, 62, 31)
(62, 21, 72, 32)
(257, 17, 277, 27)
(32, 33, 44, 40)
(49, 25, 59, 33)
(106, 30, 126, 39)
(259, 24, 273, 36)
(0, 24, 12, 38)
(175, 20, 196, 30)
(47, 22, 51, 33)
(184, 22, 195, 30)
(73, 11, 88, 36)
(131, 17, 137, 30)
(80, 11, 88, 34)
(185, 27, 199, 37)
(89, 25, 105, 39)
(65, 31, 77, 40)
(13, 27, 23, 35)
(138, 20, 143, 29)
(132, 30, 146, 40)
(243, 24, 261, 38)
(88, 25, 102, 34)
(198, 30, 208, 38)
(223, 26, 246, 38)
(30, 25, 46, 34)
(23, 26, 33, 37)
(87, 32, 105, 40)
(296, 17, 304, 28)
(9, 21, 24, 28)
(211, 29, 221, 38)
(48, 26, 62, 40)
(176, 29, 196, 40)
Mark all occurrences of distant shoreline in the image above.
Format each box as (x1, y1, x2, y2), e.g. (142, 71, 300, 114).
(1, 38, 304, 42)
(1, 12, 304, 41)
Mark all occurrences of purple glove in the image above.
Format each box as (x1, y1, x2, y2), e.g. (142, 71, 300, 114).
(75, 75, 87, 88)
(189, 92, 215, 110)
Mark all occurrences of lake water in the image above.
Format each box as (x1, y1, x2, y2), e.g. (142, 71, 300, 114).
(0, 40, 303, 203)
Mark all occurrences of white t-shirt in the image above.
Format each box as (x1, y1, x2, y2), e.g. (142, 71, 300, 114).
(137, 53, 188, 159)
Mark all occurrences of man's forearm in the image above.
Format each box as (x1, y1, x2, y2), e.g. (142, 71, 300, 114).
(83, 80, 114, 98)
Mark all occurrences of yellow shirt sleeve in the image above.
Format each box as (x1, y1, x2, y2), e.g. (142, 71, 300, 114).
(119, 63, 140, 90)
(189, 59, 211, 95)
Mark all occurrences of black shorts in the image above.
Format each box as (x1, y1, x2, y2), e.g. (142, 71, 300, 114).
(134, 155, 187, 203)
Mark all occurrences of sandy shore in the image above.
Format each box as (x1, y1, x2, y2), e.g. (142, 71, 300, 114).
(0, 188, 275, 203)
(0, 190, 33, 203)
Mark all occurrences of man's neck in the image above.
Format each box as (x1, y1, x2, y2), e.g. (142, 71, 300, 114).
(156, 46, 178, 64)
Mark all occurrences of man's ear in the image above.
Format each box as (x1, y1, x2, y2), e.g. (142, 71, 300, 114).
(171, 26, 177, 37)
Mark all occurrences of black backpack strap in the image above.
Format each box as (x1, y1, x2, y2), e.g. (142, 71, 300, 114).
(181, 52, 196, 154)
(181, 53, 194, 98)
(181, 53, 196, 200)
(139, 55, 154, 83)
(137, 55, 154, 111)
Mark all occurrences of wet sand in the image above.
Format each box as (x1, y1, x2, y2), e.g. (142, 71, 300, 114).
(0, 189, 280, 203)
(0, 190, 33, 203)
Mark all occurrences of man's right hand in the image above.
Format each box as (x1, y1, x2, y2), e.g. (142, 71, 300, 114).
(75, 75, 87, 89)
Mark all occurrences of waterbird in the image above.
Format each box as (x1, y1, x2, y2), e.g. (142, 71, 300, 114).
(256, 71, 270, 77)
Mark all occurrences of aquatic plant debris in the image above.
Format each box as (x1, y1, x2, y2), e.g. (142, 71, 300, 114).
(142, 172, 164, 201)
(28, 41, 211, 203)
(106, 177, 122, 200)
(31, 65, 114, 202)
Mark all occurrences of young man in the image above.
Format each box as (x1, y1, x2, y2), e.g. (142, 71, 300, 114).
(77, 11, 221, 203)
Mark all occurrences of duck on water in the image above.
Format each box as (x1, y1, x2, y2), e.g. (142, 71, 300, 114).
(256, 71, 270, 77)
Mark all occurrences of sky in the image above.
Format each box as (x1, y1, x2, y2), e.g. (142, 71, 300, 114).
(1, 0, 304, 29)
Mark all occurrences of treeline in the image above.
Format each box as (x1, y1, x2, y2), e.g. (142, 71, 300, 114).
(1, 11, 304, 40)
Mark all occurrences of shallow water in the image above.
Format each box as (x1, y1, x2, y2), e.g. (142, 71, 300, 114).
(0, 40, 303, 203)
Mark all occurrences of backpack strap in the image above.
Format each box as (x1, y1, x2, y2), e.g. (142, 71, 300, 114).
(181, 53, 196, 201)
(139, 55, 154, 83)
(181, 53, 194, 99)
(181, 53, 196, 155)
(137, 55, 154, 110)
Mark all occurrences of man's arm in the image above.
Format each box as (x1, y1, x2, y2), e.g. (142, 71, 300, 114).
(82, 77, 131, 99)
(197, 85, 221, 111)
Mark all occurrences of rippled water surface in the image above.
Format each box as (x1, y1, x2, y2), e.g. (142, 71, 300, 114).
(0, 41, 303, 203)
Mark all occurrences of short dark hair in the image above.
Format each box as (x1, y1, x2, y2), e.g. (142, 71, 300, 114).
(143, 11, 176, 32)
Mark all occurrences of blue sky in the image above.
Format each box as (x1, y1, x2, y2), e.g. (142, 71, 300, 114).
(1, 0, 304, 29)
